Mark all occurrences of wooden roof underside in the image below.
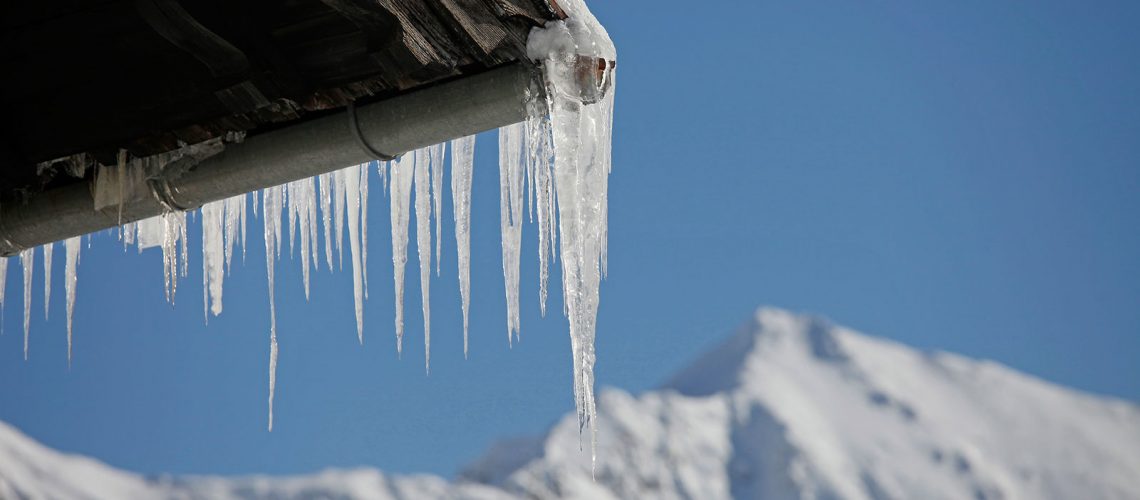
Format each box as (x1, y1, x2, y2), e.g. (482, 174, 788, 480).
(0, 0, 562, 202)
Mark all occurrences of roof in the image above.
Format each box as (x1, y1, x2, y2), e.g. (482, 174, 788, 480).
(1, 0, 563, 202)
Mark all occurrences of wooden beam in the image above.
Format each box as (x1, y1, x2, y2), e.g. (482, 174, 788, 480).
(134, 0, 250, 77)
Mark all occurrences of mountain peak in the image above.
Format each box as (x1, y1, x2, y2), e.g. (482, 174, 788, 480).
(4, 306, 1139, 500)
(666, 307, 850, 396)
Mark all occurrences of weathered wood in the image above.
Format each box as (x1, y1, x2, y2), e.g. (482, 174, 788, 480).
(2, 0, 561, 203)
(434, 0, 511, 64)
(134, 0, 250, 77)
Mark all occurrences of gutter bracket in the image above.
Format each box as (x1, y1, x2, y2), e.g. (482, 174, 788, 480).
(347, 101, 400, 161)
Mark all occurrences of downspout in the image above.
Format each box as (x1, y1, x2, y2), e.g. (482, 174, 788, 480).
(0, 62, 541, 257)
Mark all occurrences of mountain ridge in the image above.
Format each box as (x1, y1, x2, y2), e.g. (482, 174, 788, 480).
(3, 307, 1139, 499)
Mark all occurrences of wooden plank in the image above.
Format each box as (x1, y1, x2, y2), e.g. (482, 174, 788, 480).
(434, 0, 509, 64)
(134, 0, 250, 77)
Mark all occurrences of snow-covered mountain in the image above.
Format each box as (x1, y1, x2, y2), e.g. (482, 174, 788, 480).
(3, 307, 1139, 499)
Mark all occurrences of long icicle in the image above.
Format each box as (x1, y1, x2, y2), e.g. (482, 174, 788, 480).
(499, 124, 525, 345)
(42, 242, 53, 319)
(529, 0, 617, 471)
(263, 186, 283, 431)
(202, 200, 226, 319)
(318, 173, 334, 270)
(333, 167, 346, 269)
(343, 165, 365, 344)
(64, 237, 81, 365)
(360, 164, 370, 299)
(0, 257, 8, 336)
(20, 248, 34, 360)
(414, 148, 434, 372)
(527, 112, 556, 316)
(389, 152, 415, 355)
(450, 135, 476, 357)
(431, 145, 444, 276)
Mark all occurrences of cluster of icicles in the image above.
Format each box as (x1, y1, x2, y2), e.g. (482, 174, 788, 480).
(2, 87, 612, 455)
(4, 0, 614, 467)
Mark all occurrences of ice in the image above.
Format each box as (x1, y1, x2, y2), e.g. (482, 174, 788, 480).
(42, 242, 52, 319)
(201, 200, 225, 320)
(305, 181, 319, 291)
(450, 135, 476, 357)
(526, 112, 557, 316)
(64, 237, 80, 364)
(136, 216, 164, 250)
(431, 146, 444, 276)
(262, 185, 284, 431)
(499, 123, 525, 344)
(414, 147, 436, 372)
(389, 152, 415, 354)
(286, 179, 318, 299)
(318, 173, 334, 270)
(0, 257, 8, 334)
(161, 211, 188, 303)
(0, 0, 618, 452)
(222, 193, 247, 272)
(360, 164, 370, 298)
(333, 167, 346, 269)
(528, 0, 617, 469)
(341, 165, 365, 344)
(20, 249, 34, 360)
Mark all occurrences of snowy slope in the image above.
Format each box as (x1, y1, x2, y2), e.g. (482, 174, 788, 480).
(3, 307, 1139, 499)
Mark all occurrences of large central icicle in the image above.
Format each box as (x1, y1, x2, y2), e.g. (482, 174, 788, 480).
(528, 0, 616, 470)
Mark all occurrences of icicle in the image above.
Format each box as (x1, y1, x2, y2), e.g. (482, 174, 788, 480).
(262, 186, 284, 431)
(528, 0, 617, 470)
(0, 257, 8, 336)
(201, 200, 226, 319)
(342, 165, 365, 344)
(498, 123, 525, 344)
(334, 168, 346, 269)
(42, 242, 53, 319)
(450, 135, 475, 357)
(307, 180, 319, 280)
(161, 211, 188, 303)
(377, 161, 389, 196)
(430, 145, 445, 276)
(414, 149, 434, 372)
(286, 179, 316, 299)
(526, 111, 556, 316)
(318, 173, 334, 270)
(360, 164, 370, 298)
(20, 249, 34, 360)
(223, 194, 246, 273)
(64, 237, 80, 364)
(287, 182, 298, 256)
(241, 193, 249, 263)
(389, 152, 415, 354)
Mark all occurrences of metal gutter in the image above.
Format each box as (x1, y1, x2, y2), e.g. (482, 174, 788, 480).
(0, 62, 540, 256)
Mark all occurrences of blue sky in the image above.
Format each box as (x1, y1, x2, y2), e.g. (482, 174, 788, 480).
(1, 0, 1138, 479)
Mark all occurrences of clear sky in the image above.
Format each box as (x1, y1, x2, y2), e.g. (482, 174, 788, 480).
(1, 0, 1138, 479)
